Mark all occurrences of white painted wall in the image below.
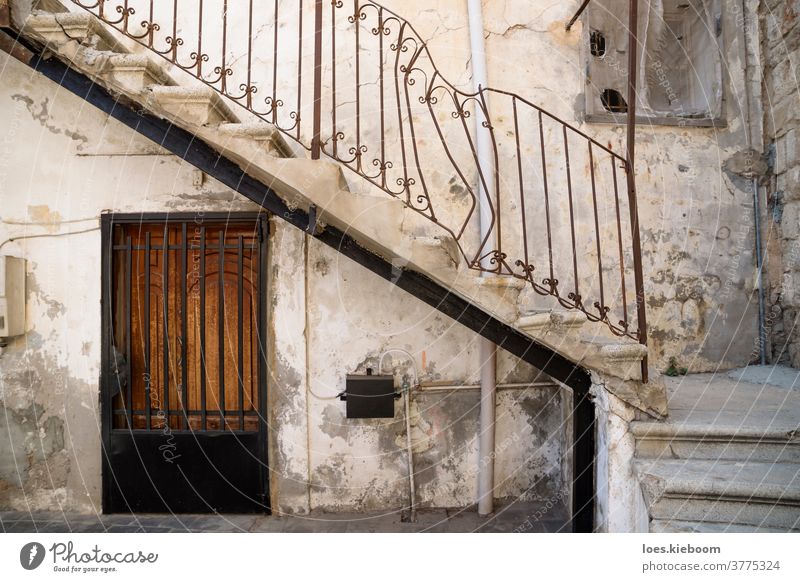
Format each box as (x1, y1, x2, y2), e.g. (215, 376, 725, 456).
(0, 49, 567, 517)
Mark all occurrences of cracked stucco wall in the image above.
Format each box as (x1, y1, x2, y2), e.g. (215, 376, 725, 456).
(0, 49, 262, 511)
(0, 47, 567, 516)
(168, 0, 763, 375)
(269, 221, 569, 515)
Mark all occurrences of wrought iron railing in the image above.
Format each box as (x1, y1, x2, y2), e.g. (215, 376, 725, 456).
(68, 0, 647, 357)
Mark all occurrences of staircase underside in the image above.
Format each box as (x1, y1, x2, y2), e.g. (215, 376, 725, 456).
(1, 32, 593, 393)
(0, 5, 670, 421)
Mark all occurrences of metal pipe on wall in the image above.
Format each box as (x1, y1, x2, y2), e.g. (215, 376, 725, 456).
(467, 0, 498, 517)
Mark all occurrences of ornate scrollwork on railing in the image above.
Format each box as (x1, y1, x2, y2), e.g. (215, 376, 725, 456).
(68, 0, 645, 344)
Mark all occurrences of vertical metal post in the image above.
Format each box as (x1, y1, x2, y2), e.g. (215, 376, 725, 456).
(180, 222, 189, 429)
(311, 0, 323, 159)
(237, 235, 245, 431)
(144, 231, 152, 430)
(125, 236, 133, 429)
(162, 225, 171, 427)
(200, 227, 207, 431)
(218, 234, 226, 428)
(625, 0, 648, 383)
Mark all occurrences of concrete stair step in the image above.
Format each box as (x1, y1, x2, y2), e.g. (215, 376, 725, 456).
(144, 85, 239, 126)
(517, 309, 587, 334)
(650, 519, 794, 533)
(632, 421, 800, 463)
(637, 459, 800, 530)
(515, 311, 649, 380)
(217, 123, 294, 158)
(23, 11, 126, 52)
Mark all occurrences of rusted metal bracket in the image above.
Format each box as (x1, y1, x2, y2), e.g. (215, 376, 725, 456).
(565, 0, 592, 31)
(0, 0, 10, 29)
(0, 29, 33, 63)
(306, 204, 321, 235)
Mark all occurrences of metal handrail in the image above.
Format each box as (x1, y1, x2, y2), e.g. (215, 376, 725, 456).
(68, 0, 647, 359)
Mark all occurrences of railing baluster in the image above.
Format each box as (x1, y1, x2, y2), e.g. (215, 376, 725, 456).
(196, 0, 203, 76)
(246, 0, 253, 109)
(70, 0, 646, 347)
(313, 0, 324, 158)
(147, 1, 154, 48)
(329, 0, 338, 158)
(378, 6, 386, 188)
(354, 0, 362, 169)
(563, 126, 580, 305)
(297, 0, 304, 142)
(512, 98, 530, 279)
(538, 110, 554, 289)
(220, 0, 228, 93)
(612, 158, 629, 331)
(170, 0, 178, 63)
(272, 0, 280, 125)
(588, 143, 605, 318)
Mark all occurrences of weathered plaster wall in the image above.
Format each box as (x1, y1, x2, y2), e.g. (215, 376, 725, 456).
(268, 220, 570, 515)
(0, 50, 261, 511)
(50, 0, 763, 374)
(761, 0, 800, 366)
(0, 49, 567, 516)
(470, 0, 762, 372)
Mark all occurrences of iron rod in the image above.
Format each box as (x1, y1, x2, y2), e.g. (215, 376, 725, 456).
(162, 224, 170, 429)
(218, 233, 226, 427)
(125, 236, 132, 429)
(180, 222, 188, 430)
(312, 0, 323, 158)
(625, 0, 648, 381)
(200, 226, 207, 431)
(566, 0, 592, 31)
(237, 235, 245, 431)
(144, 231, 151, 430)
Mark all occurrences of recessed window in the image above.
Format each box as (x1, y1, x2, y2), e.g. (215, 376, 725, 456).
(601, 89, 627, 113)
(584, 0, 723, 125)
(590, 30, 606, 57)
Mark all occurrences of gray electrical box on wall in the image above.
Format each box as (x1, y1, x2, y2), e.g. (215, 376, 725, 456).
(0, 256, 26, 339)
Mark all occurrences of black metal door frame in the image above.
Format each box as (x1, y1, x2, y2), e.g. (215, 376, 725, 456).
(100, 212, 270, 514)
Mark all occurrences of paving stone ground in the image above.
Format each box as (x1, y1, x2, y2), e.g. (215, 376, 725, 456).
(0, 501, 567, 533)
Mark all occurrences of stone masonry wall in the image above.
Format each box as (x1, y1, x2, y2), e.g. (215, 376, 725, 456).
(762, 0, 800, 365)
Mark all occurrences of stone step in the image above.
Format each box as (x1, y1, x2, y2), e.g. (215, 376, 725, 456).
(217, 123, 294, 158)
(144, 85, 239, 126)
(517, 309, 587, 334)
(637, 459, 800, 530)
(632, 421, 800, 463)
(650, 519, 794, 533)
(23, 11, 126, 52)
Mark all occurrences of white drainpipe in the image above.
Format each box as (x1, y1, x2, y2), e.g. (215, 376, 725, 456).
(467, 0, 498, 517)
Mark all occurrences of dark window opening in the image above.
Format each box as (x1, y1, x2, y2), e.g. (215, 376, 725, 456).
(601, 89, 627, 113)
(590, 30, 606, 57)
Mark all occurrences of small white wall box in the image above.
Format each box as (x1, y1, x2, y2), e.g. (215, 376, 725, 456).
(0, 256, 26, 338)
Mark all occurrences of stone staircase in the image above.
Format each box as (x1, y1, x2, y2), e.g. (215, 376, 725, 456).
(632, 368, 800, 532)
(7, 5, 664, 416)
